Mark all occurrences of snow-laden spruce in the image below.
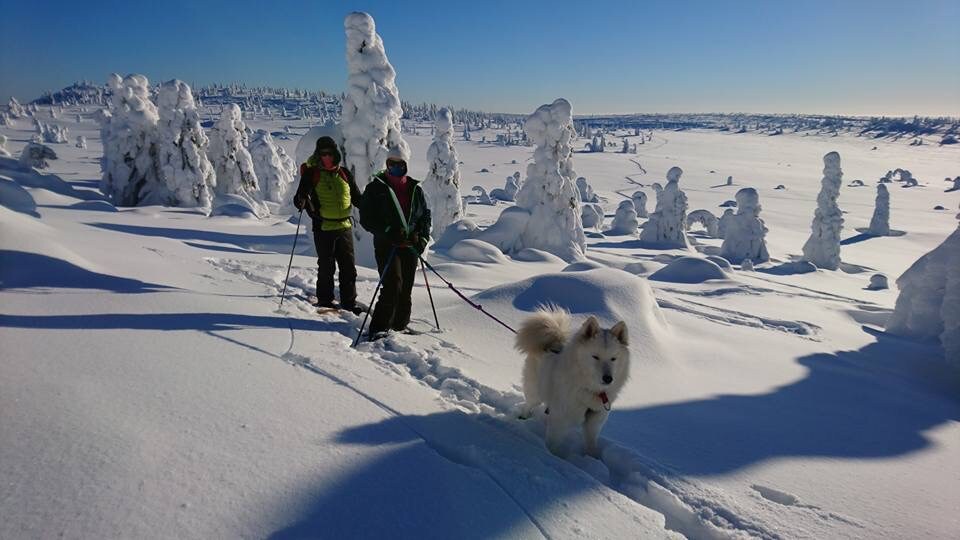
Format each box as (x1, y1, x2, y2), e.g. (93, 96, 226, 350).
(608, 200, 639, 235)
(249, 129, 295, 204)
(19, 142, 57, 169)
(576, 176, 599, 203)
(423, 107, 463, 233)
(0, 134, 10, 157)
(7, 97, 26, 118)
(867, 183, 891, 236)
(100, 73, 165, 206)
(639, 166, 689, 249)
(718, 208, 734, 238)
(75, 136, 86, 149)
(720, 188, 769, 263)
(802, 152, 844, 270)
(887, 206, 960, 364)
(490, 172, 521, 202)
(631, 190, 648, 218)
(581, 203, 603, 229)
(494, 98, 586, 261)
(208, 103, 267, 217)
(36, 120, 68, 144)
(156, 80, 215, 209)
(340, 12, 409, 187)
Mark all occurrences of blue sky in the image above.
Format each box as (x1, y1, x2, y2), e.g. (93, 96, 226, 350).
(1, 0, 957, 116)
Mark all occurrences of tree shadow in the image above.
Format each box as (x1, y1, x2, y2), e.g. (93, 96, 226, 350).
(0, 311, 330, 333)
(87, 222, 303, 255)
(0, 250, 173, 293)
(603, 330, 959, 476)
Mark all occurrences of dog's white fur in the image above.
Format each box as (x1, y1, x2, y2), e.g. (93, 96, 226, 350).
(515, 308, 630, 458)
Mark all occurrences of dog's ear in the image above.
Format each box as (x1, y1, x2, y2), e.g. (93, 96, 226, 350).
(578, 316, 600, 341)
(610, 321, 628, 345)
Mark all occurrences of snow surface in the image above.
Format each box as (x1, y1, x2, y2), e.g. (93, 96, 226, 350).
(2, 110, 960, 539)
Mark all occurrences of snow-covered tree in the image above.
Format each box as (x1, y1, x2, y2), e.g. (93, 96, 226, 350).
(491, 172, 521, 201)
(581, 203, 603, 229)
(608, 200, 639, 235)
(867, 183, 891, 236)
(249, 129, 295, 204)
(631, 190, 648, 218)
(100, 73, 165, 206)
(720, 188, 770, 263)
(718, 208, 735, 238)
(639, 166, 689, 249)
(75, 135, 86, 149)
(576, 176, 599, 202)
(156, 80, 215, 209)
(423, 107, 463, 233)
(340, 12, 409, 187)
(887, 206, 960, 364)
(482, 98, 585, 261)
(7, 97, 25, 118)
(802, 151, 844, 270)
(19, 142, 57, 169)
(36, 120, 68, 144)
(208, 103, 266, 216)
(0, 134, 10, 157)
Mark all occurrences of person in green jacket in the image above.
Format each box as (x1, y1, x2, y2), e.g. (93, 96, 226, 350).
(293, 136, 364, 313)
(359, 147, 431, 339)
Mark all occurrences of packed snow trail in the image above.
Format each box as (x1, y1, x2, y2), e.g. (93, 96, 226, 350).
(212, 258, 811, 539)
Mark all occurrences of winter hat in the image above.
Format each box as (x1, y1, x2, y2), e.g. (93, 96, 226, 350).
(311, 136, 341, 165)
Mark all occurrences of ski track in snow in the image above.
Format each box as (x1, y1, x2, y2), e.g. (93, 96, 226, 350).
(208, 256, 796, 540)
(656, 297, 821, 339)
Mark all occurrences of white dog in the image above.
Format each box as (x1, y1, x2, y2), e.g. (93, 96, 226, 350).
(515, 308, 630, 458)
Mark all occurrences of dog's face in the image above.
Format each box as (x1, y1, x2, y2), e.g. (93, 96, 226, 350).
(573, 316, 630, 392)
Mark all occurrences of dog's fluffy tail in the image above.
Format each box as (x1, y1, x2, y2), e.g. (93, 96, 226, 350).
(515, 307, 571, 357)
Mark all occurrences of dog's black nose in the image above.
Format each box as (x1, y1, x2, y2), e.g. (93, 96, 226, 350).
(602, 375, 613, 385)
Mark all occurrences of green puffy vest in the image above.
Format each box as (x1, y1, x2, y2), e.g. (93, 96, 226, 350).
(312, 168, 353, 231)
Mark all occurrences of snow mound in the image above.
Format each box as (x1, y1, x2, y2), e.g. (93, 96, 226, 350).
(448, 239, 509, 264)
(759, 260, 818, 275)
(210, 194, 262, 219)
(512, 248, 564, 263)
(649, 256, 728, 284)
(562, 260, 606, 272)
(474, 268, 668, 361)
(433, 219, 480, 251)
(868, 274, 889, 290)
(0, 178, 38, 217)
(887, 212, 960, 364)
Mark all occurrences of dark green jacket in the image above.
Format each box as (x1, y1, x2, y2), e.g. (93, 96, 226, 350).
(359, 172, 431, 253)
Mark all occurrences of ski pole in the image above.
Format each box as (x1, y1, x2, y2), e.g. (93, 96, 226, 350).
(353, 246, 398, 347)
(418, 254, 440, 331)
(279, 210, 304, 309)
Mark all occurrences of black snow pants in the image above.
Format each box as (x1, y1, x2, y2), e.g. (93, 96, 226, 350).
(313, 227, 357, 309)
(369, 236, 418, 335)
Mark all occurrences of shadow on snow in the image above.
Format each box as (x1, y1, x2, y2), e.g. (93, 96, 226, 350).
(0, 250, 172, 293)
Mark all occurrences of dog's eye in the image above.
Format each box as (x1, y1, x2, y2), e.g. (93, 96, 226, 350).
(610, 357, 616, 362)
(592, 355, 599, 360)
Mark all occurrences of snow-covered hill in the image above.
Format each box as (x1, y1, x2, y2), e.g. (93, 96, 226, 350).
(1, 105, 958, 539)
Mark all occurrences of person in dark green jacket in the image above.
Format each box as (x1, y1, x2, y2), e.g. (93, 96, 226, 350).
(293, 136, 364, 313)
(359, 148, 431, 339)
